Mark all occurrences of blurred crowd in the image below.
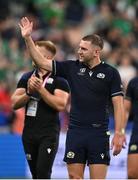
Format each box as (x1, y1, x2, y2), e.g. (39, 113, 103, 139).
(0, 0, 138, 134)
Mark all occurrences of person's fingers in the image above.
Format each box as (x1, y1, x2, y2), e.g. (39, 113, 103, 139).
(24, 17, 31, 27)
(21, 18, 25, 26)
(113, 150, 119, 156)
(113, 144, 122, 156)
(18, 23, 22, 29)
(32, 80, 41, 87)
(122, 140, 127, 148)
(25, 17, 29, 22)
(113, 148, 120, 156)
(120, 136, 127, 149)
(21, 17, 27, 27)
(30, 22, 33, 29)
(125, 138, 127, 145)
(29, 76, 43, 88)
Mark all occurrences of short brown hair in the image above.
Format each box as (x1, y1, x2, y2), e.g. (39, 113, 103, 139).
(35, 40, 56, 56)
(82, 34, 104, 50)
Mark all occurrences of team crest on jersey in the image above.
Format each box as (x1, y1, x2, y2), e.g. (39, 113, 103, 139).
(47, 78, 54, 84)
(67, 151, 75, 158)
(97, 73, 105, 79)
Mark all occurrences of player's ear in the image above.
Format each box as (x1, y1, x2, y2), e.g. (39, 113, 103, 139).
(94, 49, 97, 56)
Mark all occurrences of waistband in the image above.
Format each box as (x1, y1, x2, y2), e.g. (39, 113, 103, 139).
(69, 122, 108, 130)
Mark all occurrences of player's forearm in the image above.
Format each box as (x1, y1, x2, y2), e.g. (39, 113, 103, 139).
(24, 36, 43, 67)
(11, 93, 30, 110)
(39, 88, 67, 111)
(24, 36, 52, 71)
(114, 102, 124, 134)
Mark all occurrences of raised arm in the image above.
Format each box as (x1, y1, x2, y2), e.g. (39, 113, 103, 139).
(19, 17, 52, 71)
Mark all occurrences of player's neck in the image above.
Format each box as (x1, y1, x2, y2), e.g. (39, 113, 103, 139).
(38, 68, 48, 76)
(88, 57, 101, 69)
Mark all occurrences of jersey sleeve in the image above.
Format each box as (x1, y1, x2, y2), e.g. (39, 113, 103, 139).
(16, 75, 27, 89)
(16, 71, 33, 89)
(55, 77, 70, 93)
(110, 68, 124, 97)
(52, 60, 71, 79)
(17, 71, 34, 89)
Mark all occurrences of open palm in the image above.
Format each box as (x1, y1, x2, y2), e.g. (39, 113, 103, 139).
(19, 17, 33, 38)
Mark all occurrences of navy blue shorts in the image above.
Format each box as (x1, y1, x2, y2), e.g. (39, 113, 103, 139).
(128, 133, 138, 154)
(63, 127, 110, 165)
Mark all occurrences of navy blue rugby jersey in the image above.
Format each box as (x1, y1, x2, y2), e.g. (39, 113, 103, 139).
(16, 69, 70, 135)
(125, 77, 138, 132)
(52, 60, 123, 128)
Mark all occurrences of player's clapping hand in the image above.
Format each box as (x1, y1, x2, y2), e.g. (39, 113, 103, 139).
(19, 17, 33, 38)
(27, 74, 43, 93)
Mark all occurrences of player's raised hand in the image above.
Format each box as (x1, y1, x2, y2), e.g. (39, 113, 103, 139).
(19, 17, 33, 38)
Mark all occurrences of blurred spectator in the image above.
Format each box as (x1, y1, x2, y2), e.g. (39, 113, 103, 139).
(0, 81, 15, 133)
(106, 49, 120, 67)
(64, 0, 85, 25)
(117, 53, 136, 91)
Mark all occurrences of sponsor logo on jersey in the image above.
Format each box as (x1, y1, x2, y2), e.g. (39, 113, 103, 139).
(77, 68, 86, 76)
